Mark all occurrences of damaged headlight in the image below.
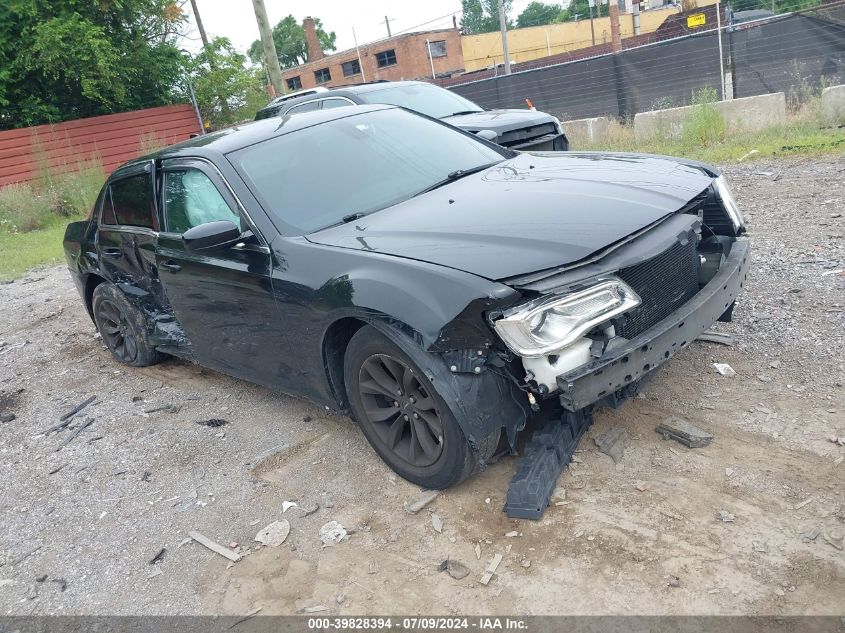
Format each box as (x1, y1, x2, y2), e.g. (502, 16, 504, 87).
(493, 279, 641, 357)
(713, 175, 746, 234)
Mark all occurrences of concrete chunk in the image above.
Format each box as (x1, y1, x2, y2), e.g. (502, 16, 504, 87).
(656, 416, 713, 448)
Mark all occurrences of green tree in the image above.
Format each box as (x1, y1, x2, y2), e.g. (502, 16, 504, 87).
(558, 0, 594, 22)
(517, 2, 564, 27)
(0, 0, 187, 129)
(460, 0, 514, 34)
(186, 37, 266, 129)
(247, 15, 337, 69)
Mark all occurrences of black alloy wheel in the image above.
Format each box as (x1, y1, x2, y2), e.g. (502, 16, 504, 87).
(357, 354, 444, 468)
(96, 298, 138, 363)
(343, 325, 498, 489)
(91, 282, 162, 367)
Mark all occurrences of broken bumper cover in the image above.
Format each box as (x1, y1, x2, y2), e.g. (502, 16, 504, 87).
(557, 239, 751, 411)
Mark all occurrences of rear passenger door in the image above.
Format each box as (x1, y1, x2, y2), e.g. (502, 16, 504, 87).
(97, 162, 169, 316)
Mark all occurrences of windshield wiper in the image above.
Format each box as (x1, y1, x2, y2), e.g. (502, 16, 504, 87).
(442, 110, 483, 118)
(412, 161, 500, 197)
(316, 211, 368, 231)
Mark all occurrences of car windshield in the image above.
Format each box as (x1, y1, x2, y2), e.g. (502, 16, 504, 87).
(229, 107, 506, 234)
(357, 83, 484, 119)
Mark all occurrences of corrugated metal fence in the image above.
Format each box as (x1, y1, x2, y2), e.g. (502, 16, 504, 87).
(0, 104, 201, 187)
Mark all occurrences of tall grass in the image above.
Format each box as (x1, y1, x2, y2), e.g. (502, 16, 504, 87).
(0, 155, 103, 234)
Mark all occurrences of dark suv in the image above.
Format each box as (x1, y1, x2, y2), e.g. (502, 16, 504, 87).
(255, 80, 569, 152)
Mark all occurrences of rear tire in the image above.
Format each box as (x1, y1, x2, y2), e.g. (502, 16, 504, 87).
(92, 282, 162, 367)
(344, 325, 496, 489)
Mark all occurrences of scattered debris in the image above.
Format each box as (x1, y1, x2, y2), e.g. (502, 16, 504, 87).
(667, 575, 681, 588)
(254, 520, 290, 547)
(438, 559, 470, 580)
(738, 149, 759, 162)
(431, 514, 444, 533)
(505, 531, 519, 538)
(321, 492, 334, 509)
(406, 489, 440, 514)
(56, 418, 94, 451)
(319, 521, 347, 546)
(35, 575, 47, 583)
(474, 543, 481, 560)
(656, 417, 713, 448)
(713, 363, 736, 377)
(149, 548, 166, 565)
(752, 540, 768, 553)
(634, 481, 648, 492)
(299, 503, 319, 517)
(48, 464, 67, 475)
(821, 269, 843, 277)
(696, 331, 735, 346)
(725, 468, 736, 477)
(196, 418, 228, 427)
(51, 578, 67, 592)
(144, 404, 181, 414)
(141, 471, 151, 482)
(520, 560, 531, 568)
(594, 427, 629, 463)
(659, 509, 684, 521)
(0, 413, 15, 423)
(823, 529, 843, 550)
(479, 553, 503, 586)
(188, 530, 241, 562)
(828, 435, 845, 446)
(59, 395, 96, 422)
(800, 527, 820, 543)
(717, 510, 735, 523)
(282, 501, 298, 513)
(301, 605, 328, 613)
(791, 497, 814, 510)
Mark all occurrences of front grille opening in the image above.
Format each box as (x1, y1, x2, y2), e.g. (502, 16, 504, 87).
(616, 235, 699, 339)
(497, 123, 557, 147)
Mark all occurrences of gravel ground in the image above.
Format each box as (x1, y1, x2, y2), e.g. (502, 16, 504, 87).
(0, 155, 843, 616)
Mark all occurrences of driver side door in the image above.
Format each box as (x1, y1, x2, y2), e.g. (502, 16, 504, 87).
(154, 158, 281, 385)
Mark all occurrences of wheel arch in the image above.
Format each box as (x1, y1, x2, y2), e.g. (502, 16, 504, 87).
(83, 273, 108, 322)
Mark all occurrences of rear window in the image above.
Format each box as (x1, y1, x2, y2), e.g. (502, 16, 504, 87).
(109, 173, 155, 228)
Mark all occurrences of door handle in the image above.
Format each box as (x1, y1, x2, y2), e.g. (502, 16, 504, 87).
(160, 260, 182, 273)
(102, 248, 122, 258)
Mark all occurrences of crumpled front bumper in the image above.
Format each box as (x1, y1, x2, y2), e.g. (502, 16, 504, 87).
(556, 239, 751, 411)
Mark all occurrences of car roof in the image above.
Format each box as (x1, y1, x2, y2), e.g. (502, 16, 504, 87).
(254, 80, 435, 118)
(115, 104, 397, 173)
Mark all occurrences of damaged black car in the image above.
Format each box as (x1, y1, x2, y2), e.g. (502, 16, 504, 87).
(63, 105, 750, 511)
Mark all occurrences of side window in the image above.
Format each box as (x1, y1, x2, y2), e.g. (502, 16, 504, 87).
(320, 98, 353, 110)
(110, 173, 155, 228)
(285, 101, 320, 115)
(164, 169, 241, 234)
(100, 186, 117, 225)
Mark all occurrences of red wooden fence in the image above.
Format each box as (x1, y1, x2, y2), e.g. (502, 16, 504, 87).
(0, 104, 202, 187)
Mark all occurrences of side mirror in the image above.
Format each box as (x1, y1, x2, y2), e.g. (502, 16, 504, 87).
(476, 129, 498, 142)
(183, 220, 241, 251)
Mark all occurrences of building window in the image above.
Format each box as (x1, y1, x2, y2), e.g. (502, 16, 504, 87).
(287, 76, 302, 91)
(314, 68, 331, 84)
(375, 49, 397, 68)
(427, 40, 447, 58)
(341, 59, 361, 77)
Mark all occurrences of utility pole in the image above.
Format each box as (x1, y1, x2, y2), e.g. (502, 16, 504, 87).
(189, 0, 210, 48)
(588, 0, 596, 46)
(251, 0, 285, 96)
(498, 0, 511, 75)
(382, 15, 394, 37)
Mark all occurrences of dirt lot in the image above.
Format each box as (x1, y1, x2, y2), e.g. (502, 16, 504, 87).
(0, 156, 843, 616)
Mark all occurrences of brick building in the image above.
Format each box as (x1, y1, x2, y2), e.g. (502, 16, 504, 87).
(281, 18, 465, 91)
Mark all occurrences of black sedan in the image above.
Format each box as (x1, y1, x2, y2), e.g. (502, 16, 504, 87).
(63, 105, 749, 493)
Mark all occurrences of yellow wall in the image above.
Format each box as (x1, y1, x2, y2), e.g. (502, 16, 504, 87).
(461, 0, 718, 71)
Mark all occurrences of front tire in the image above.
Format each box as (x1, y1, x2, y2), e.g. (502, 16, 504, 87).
(344, 325, 495, 489)
(92, 282, 162, 367)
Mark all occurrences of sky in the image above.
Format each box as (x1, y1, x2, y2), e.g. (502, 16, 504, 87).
(180, 0, 537, 56)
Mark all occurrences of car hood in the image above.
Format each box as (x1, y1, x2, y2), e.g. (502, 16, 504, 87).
(306, 152, 714, 281)
(441, 109, 559, 134)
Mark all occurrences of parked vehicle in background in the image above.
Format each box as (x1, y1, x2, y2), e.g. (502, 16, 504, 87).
(63, 105, 748, 496)
(255, 80, 569, 152)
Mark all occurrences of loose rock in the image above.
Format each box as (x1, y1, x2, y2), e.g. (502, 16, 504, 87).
(319, 521, 347, 546)
(594, 427, 629, 463)
(438, 559, 470, 580)
(255, 520, 290, 547)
